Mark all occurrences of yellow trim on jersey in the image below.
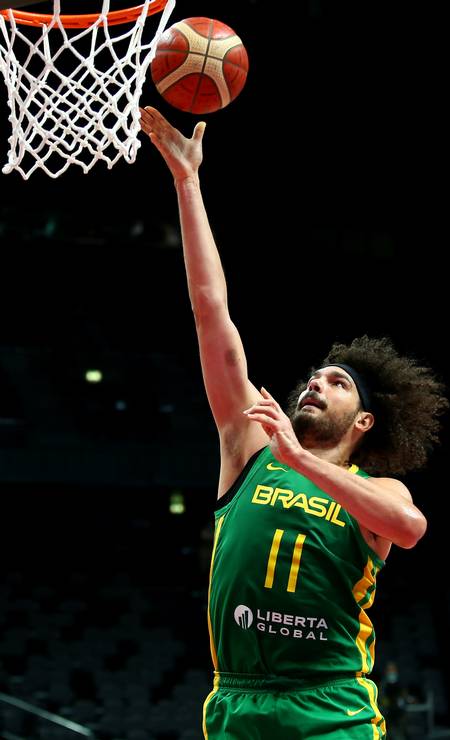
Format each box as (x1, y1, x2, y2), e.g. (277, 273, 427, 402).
(202, 672, 220, 739)
(207, 515, 225, 671)
(264, 528, 284, 588)
(203, 512, 224, 739)
(356, 676, 386, 738)
(348, 463, 359, 474)
(287, 533, 306, 593)
(353, 558, 378, 673)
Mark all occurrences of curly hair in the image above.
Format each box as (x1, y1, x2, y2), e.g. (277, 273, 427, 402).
(286, 336, 448, 476)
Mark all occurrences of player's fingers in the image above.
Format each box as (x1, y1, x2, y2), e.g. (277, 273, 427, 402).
(139, 111, 170, 153)
(139, 108, 155, 133)
(261, 387, 279, 405)
(144, 106, 175, 135)
(261, 387, 283, 411)
(247, 400, 277, 411)
(244, 401, 277, 413)
(143, 105, 163, 121)
(244, 412, 278, 428)
(193, 121, 206, 141)
(245, 400, 280, 415)
(248, 399, 279, 413)
(140, 107, 164, 137)
(139, 106, 154, 119)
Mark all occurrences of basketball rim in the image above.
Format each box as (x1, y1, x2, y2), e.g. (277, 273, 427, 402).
(0, 0, 169, 28)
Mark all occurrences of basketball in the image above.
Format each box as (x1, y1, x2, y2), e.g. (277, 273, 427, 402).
(150, 17, 249, 114)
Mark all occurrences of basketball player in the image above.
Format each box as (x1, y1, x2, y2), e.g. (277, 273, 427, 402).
(139, 106, 447, 739)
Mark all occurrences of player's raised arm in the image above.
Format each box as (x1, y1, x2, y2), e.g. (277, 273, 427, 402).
(140, 107, 268, 493)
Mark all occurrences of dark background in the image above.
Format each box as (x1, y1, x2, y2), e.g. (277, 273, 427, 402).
(0, 0, 448, 736)
(1, 0, 447, 475)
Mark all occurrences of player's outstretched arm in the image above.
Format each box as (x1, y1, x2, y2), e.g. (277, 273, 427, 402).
(140, 107, 268, 493)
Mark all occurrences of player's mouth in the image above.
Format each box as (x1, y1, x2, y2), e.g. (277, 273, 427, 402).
(300, 393, 325, 410)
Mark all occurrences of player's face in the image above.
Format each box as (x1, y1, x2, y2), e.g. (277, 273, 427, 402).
(289, 367, 361, 446)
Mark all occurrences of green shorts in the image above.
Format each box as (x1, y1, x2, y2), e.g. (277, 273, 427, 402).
(202, 673, 386, 739)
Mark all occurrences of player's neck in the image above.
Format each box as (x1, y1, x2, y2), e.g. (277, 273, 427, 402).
(303, 443, 352, 469)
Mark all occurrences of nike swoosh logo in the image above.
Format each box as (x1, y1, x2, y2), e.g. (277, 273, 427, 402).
(266, 462, 288, 472)
(346, 705, 367, 716)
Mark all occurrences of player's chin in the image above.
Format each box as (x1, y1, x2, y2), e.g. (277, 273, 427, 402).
(298, 405, 321, 415)
(291, 410, 318, 433)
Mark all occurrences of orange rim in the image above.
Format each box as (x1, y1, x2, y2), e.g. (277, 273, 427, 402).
(0, 0, 168, 27)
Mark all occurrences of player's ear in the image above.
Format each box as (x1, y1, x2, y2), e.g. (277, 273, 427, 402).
(356, 412, 374, 433)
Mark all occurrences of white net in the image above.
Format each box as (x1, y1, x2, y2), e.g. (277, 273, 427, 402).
(0, 0, 175, 178)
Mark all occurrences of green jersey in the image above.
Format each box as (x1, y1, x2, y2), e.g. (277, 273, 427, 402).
(207, 446, 384, 679)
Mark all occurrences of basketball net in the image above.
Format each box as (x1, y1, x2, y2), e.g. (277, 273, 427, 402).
(0, 0, 175, 178)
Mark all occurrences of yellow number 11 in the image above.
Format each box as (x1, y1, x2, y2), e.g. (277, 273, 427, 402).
(264, 529, 306, 593)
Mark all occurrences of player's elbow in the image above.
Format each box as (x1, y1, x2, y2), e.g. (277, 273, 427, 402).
(191, 288, 228, 322)
(397, 511, 428, 549)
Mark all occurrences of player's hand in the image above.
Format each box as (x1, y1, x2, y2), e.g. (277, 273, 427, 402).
(243, 387, 302, 469)
(139, 106, 206, 182)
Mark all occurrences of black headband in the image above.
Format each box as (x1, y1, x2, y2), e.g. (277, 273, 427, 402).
(321, 363, 373, 412)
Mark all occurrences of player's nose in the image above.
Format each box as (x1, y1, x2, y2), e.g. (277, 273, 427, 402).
(309, 377, 323, 392)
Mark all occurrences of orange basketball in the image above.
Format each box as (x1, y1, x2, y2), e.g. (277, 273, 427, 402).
(150, 17, 249, 114)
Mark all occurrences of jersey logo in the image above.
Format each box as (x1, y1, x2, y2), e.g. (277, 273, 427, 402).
(234, 605, 254, 629)
(266, 462, 288, 472)
(346, 705, 368, 716)
(252, 484, 347, 527)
